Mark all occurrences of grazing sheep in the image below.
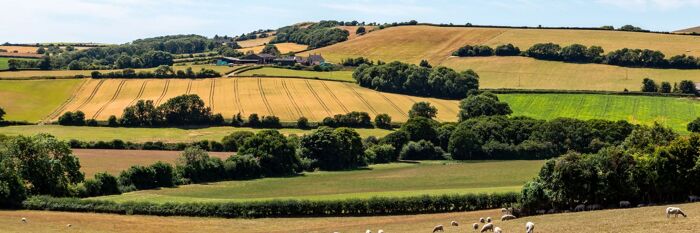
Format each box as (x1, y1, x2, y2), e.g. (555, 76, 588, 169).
(378, 230, 384, 233)
(480, 223, 494, 232)
(501, 214, 517, 221)
(486, 217, 492, 223)
(501, 208, 510, 214)
(586, 204, 602, 211)
(67, 224, 72, 227)
(619, 201, 631, 208)
(432, 225, 444, 232)
(366, 230, 372, 233)
(494, 227, 502, 233)
(666, 207, 687, 218)
(690, 195, 700, 202)
(451, 221, 459, 226)
(535, 209, 545, 215)
(574, 204, 585, 212)
(547, 209, 556, 214)
(525, 222, 535, 233)
(21, 218, 27, 223)
(479, 217, 485, 223)
(473, 223, 479, 231)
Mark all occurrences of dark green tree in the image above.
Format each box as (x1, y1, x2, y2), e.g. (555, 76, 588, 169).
(641, 78, 658, 92)
(458, 92, 512, 121)
(374, 113, 392, 129)
(408, 102, 438, 119)
(158, 95, 212, 125)
(239, 130, 300, 176)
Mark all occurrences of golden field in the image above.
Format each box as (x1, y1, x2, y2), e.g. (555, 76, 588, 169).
(237, 42, 308, 54)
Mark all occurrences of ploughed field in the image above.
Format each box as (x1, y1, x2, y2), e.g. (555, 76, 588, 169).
(300, 25, 700, 91)
(91, 160, 544, 203)
(73, 149, 232, 177)
(1, 202, 697, 232)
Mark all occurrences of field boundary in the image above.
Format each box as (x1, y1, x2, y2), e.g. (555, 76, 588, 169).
(485, 88, 697, 98)
(235, 75, 355, 83)
(92, 79, 126, 119)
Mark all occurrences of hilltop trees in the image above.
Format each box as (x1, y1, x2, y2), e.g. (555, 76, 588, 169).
(452, 45, 494, 57)
(495, 44, 521, 56)
(272, 21, 350, 48)
(356, 26, 366, 35)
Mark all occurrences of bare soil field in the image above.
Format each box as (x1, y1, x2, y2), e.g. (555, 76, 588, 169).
(73, 149, 232, 177)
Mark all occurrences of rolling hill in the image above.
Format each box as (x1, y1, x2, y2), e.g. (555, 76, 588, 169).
(675, 26, 700, 34)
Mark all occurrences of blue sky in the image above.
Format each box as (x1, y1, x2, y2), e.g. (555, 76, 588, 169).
(1, 0, 700, 44)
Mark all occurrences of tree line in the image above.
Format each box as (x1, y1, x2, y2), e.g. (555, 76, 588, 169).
(453, 43, 700, 69)
(353, 61, 480, 99)
(271, 20, 350, 49)
(640, 78, 697, 95)
(90, 66, 220, 79)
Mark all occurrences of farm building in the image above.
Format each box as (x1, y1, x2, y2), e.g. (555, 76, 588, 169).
(219, 53, 325, 66)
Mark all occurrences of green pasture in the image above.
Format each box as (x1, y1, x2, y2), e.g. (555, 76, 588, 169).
(0, 79, 82, 122)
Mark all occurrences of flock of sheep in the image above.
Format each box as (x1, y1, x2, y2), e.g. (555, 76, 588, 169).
(429, 208, 533, 233)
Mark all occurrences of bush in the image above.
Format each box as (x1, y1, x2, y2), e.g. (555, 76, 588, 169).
(86, 119, 98, 126)
(261, 115, 281, 128)
(452, 45, 494, 57)
(399, 140, 447, 160)
(224, 154, 262, 180)
(238, 130, 301, 176)
(221, 131, 254, 152)
(495, 44, 521, 56)
(365, 144, 396, 164)
(458, 92, 512, 121)
(58, 111, 86, 126)
(296, 116, 309, 129)
(119, 165, 157, 190)
(150, 162, 174, 187)
(175, 147, 225, 183)
(107, 115, 119, 127)
(84, 172, 121, 197)
(247, 113, 260, 127)
(688, 118, 700, 133)
(374, 113, 392, 129)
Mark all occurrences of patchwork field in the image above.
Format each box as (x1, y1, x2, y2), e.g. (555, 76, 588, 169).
(49, 77, 460, 122)
(92, 160, 543, 203)
(237, 67, 354, 82)
(300, 25, 700, 91)
(0, 64, 235, 79)
(73, 149, 232, 177)
(0, 125, 392, 143)
(4, 202, 698, 233)
(236, 42, 308, 54)
(0, 79, 82, 122)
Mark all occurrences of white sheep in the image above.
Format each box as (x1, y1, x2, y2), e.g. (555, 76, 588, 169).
(501, 208, 509, 214)
(666, 207, 687, 218)
(494, 227, 502, 233)
(479, 217, 485, 223)
(366, 230, 372, 233)
(67, 224, 72, 227)
(690, 195, 700, 202)
(525, 222, 535, 233)
(432, 224, 444, 232)
(21, 217, 27, 223)
(378, 230, 384, 233)
(480, 223, 494, 232)
(473, 223, 479, 231)
(619, 201, 631, 208)
(501, 214, 517, 221)
(451, 221, 459, 226)
(486, 217, 492, 223)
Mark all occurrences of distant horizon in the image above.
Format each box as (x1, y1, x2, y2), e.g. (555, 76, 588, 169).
(2, 0, 700, 44)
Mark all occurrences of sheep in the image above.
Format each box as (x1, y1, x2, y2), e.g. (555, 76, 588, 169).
(690, 195, 700, 202)
(21, 217, 27, 223)
(501, 208, 510, 215)
(586, 204, 602, 211)
(494, 227, 502, 233)
(479, 217, 485, 223)
(473, 223, 479, 231)
(378, 230, 384, 233)
(666, 207, 687, 218)
(366, 230, 372, 233)
(486, 217, 492, 223)
(525, 222, 535, 233)
(535, 209, 546, 215)
(546, 209, 556, 214)
(619, 201, 631, 208)
(432, 225, 444, 232)
(574, 204, 585, 212)
(501, 214, 517, 221)
(451, 221, 459, 226)
(480, 223, 494, 232)
(67, 224, 72, 227)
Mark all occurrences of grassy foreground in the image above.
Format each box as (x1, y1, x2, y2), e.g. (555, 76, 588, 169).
(0, 79, 82, 122)
(237, 67, 355, 82)
(0, 125, 392, 143)
(92, 160, 543, 203)
(2, 202, 697, 232)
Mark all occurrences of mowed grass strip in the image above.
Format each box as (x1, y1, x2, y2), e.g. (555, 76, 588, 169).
(92, 160, 543, 203)
(0, 125, 392, 143)
(0, 79, 83, 122)
(499, 93, 700, 132)
(73, 149, 231, 177)
(237, 67, 355, 82)
(3, 202, 698, 233)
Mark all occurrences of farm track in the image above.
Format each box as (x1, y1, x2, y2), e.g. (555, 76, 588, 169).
(379, 93, 408, 117)
(209, 79, 216, 110)
(92, 79, 126, 119)
(43, 79, 88, 123)
(305, 80, 332, 115)
(155, 80, 170, 105)
(233, 78, 244, 114)
(128, 80, 148, 107)
(258, 78, 274, 115)
(321, 81, 349, 113)
(344, 83, 378, 115)
(281, 80, 303, 118)
(74, 79, 105, 111)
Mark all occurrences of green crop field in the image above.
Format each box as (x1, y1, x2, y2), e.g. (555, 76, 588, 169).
(500, 93, 700, 132)
(92, 160, 543, 203)
(0, 79, 83, 122)
(0, 125, 392, 143)
(237, 67, 354, 82)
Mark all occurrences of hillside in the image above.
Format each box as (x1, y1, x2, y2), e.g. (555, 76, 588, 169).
(301, 25, 700, 91)
(675, 26, 700, 34)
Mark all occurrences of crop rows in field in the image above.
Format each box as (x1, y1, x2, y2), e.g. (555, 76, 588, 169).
(52, 77, 461, 122)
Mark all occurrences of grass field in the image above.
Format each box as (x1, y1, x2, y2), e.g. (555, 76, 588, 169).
(47, 77, 459, 122)
(300, 25, 700, 91)
(5, 202, 698, 233)
(0, 64, 236, 79)
(237, 67, 354, 82)
(73, 149, 232, 177)
(0, 79, 82, 122)
(92, 160, 543, 203)
(236, 42, 308, 54)
(0, 57, 39, 70)
(0, 125, 392, 143)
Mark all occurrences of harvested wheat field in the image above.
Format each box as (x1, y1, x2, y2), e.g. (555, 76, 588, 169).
(73, 149, 232, 177)
(0, 46, 40, 54)
(1, 202, 698, 233)
(237, 42, 308, 54)
(51, 77, 460, 122)
(236, 37, 274, 48)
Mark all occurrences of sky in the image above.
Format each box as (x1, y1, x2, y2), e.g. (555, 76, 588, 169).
(1, 0, 700, 44)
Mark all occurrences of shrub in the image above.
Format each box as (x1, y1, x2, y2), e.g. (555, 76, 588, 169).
(119, 165, 156, 190)
(296, 116, 309, 129)
(238, 130, 301, 176)
(150, 162, 174, 187)
(224, 155, 262, 180)
(365, 144, 396, 164)
(495, 44, 521, 56)
(374, 113, 392, 129)
(452, 45, 494, 57)
(399, 140, 447, 160)
(107, 115, 119, 127)
(261, 115, 281, 128)
(221, 131, 254, 152)
(58, 111, 86, 126)
(458, 92, 512, 121)
(86, 119, 98, 126)
(688, 118, 700, 133)
(247, 113, 260, 127)
(175, 147, 225, 183)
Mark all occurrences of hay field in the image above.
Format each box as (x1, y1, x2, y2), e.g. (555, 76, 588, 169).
(0, 79, 82, 122)
(51, 77, 460, 122)
(237, 67, 354, 82)
(0, 46, 40, 54)
(236, 37, 274, 48)
(301, 25, 700, 91)
(2, 202, 698, 233)
(236, 42, 308, 54)
(0, 125, 392, 143)
(73, 149, 231, 177)
(93, 160, 543, 203)
(0, 64, 235, 79)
